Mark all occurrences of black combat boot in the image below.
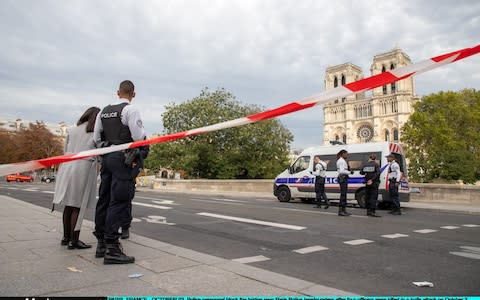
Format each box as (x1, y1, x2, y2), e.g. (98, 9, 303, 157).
(391, 208, 402, 215)
(324, 200, 330, 209)
(368, 210, 381, 217)
(338, 207, 349, 216)
(103, 241, 135, 264)
(95, 239, 106, 258)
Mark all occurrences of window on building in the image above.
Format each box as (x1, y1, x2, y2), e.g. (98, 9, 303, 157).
(335, 134, 339, 141)
(382, 65, 387, 95)
(334, 76, 338, 88)
(393, 128, 399, 141)
(342, 134, 347, 143)
(341, 74, 346, 85)
(391, 82, 396, 93)
(385, 130, 390, 141)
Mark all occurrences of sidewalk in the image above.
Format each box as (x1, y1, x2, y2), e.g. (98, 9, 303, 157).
(0, 195, 353, 297)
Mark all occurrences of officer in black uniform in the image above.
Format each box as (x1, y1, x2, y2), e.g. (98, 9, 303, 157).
(360, 154, 381, 217)
(93, 80, 148, 264)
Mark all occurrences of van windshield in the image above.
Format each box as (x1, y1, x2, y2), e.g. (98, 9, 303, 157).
(291, 156, 310, 173)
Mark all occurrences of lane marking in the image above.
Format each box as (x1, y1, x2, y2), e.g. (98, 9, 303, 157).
(41, 191, 55, 194)
(463, 224, 479, 228)
(190, 199, 244, 206)
(197, 212, 306, 230)
(23, 188, 39, 192)
(344, 239, 374, 245)
(273, 207, 368, 218)
(136, 196, 179, 204)
(232, 255, 271, 264)
(132, 202, 172, 210)
(414, 229, 437, 234)
(450, 246, 480, 260)
(211, 198, 246, 203)
(381, 233, 409, 239)
(293, 245, 329, 254)
(151, 200, 178, 205)
(440, 226, 460, 230)
(132, 217, 142, 223)
(142, 215, 175, 225)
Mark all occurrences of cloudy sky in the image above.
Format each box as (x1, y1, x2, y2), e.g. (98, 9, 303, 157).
(1, 0, 479, 148)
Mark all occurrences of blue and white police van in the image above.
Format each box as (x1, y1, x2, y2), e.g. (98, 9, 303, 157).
(273, 141, 410, 207)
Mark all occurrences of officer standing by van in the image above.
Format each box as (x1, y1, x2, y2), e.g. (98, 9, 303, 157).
(386, 153, 402, 215)
(311, 155, 329, 209)
(360, 154, 381, 217)
(93, 80, 148, 264)
(336, 150, 353, 216)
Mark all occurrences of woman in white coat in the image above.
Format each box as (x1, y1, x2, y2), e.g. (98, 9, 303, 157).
(53, 107, 100, 249)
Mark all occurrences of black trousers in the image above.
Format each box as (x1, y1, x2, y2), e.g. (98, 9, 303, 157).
(389, 179, 400, 209)
(94, 151, 139, 242)
(315, 177, 328, 204)
(339, 178, 348, 208)
(365, 183, 379, 211)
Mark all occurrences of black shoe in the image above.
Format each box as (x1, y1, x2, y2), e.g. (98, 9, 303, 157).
(368, 211, 382, 217)
(95, 240, 106, 258)
(391, 209, 402, 215)
(61, 236, 69, 246)
(324, 202, 330, 209)
(121, 228, 130, 240)
(67, 240, 92, 250)
(104, 241, 135, 264)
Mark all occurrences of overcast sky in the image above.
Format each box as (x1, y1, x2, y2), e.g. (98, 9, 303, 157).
(0, 0, 479, 148)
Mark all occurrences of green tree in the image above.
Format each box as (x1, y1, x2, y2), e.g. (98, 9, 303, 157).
(401, 89, 480, 183)
(145, 88, 293, 179)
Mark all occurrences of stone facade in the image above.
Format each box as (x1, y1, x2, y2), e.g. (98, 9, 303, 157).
(323, 47, 419, 144)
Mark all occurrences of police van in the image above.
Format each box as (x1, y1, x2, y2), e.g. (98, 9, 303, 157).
(273, 141, 410, 207)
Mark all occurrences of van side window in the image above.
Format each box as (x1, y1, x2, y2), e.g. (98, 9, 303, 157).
(348, 152, 382, 170)
(291, 156, 310, 173)
(316, 155, 337, 171)
(392, 153, 406, 174)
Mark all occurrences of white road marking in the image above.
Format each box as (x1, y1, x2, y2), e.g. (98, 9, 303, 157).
(211, 198, 246, 203)
(450, 246, 480, 260)
(343, 239, 374, 245)
(23, 188, 39, 192)
(151, 200, 178, 205)
(273, 207, 368, 218)
(136, 196, 179, 204)
(381, 233, 409, 239)
(441, 226, 460, 230)
(132, 202, 172, 210)
(41, 191, 55, 194)
(191, 199, 244, 206)
(463, 224, 479, 228)
(414, 229, 438, 234)
(142, 215, 175, 225)
(293, 245, 329, 254)
(232, 255, 271, 264)
(132, 217, 142, 223)
(197, 212, 306, 230)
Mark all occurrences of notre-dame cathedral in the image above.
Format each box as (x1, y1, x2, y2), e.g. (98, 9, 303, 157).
(323, 47, 419, 145)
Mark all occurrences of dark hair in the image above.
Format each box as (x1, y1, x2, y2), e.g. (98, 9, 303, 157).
(369, 153, 377, 160)
(314, 155, 321, 160)
(77, 107, 100, 132)
(119, 80, 135, 96)
(336, 149, 348, 160)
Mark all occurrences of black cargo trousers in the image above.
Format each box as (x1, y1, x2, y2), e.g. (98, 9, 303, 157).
(94, 151, 140, 243)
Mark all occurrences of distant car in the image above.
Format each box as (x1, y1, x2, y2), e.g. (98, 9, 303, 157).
(41, 175, 56, 183)
(6, 173, 33, 182)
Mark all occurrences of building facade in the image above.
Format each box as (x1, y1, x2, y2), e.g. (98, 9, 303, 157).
(323, 47, 419, 145)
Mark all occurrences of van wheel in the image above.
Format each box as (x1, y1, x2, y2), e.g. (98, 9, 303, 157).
(355, 189, 366, 208)
(277, 186, 291, 202)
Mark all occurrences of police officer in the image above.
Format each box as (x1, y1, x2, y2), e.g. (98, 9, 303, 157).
(360, 154, 381, 217)
(311, 155, 329, 209)
(93, 80, 148, 264)
(386, 153, 402, 215)
(336, 150, 353, 216)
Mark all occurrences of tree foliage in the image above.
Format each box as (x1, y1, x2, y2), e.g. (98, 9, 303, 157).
(145, 88, 293, 179)
(0, 122, 63, 165)
(401, 89, 480, 183)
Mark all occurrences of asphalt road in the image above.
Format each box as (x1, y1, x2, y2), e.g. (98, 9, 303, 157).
(1, 181, 479, 295)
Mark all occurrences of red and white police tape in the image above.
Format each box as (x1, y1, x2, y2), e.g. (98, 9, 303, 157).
(1, 44, 479, 177)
